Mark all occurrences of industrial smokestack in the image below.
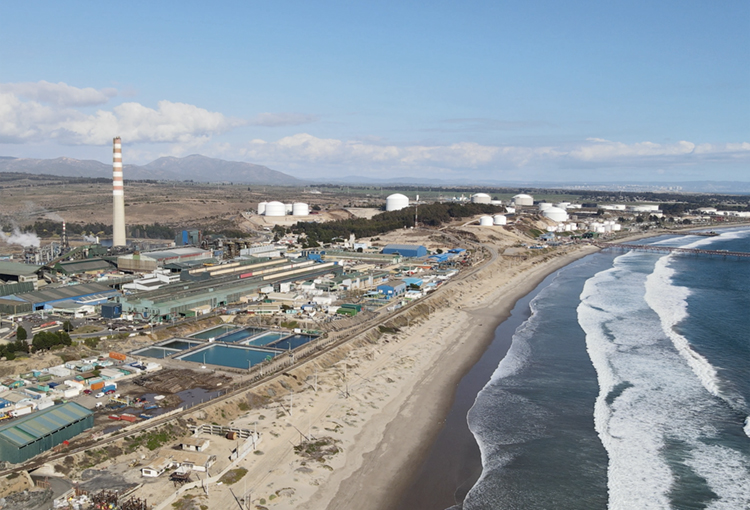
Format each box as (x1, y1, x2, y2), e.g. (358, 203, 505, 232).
(62, 220, 68, 249)
(112, 136, 126, 247)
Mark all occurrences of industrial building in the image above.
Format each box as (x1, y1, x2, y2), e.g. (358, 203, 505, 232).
(381, 244, 427, 258)
(0, 261, 41, 287)
(0, 402, 94, 464)
(118, 258, 342, 319)
(10, 282, 118, 311)
(377, 280, 407, 298)
(117, 247, 212, 272)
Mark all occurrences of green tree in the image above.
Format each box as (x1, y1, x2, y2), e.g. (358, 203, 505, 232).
(16, 326, 27, 341)
(62, 320, 74, 332)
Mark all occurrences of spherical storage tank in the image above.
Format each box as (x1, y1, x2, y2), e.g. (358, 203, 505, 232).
(471, 193, 491, 204)
(479, 216, 494, 226)
(257, 202, 267, 215)
(513, 194, 534, 207)
(386, 193, 410, 211)
(264, 201, 286, 217)
(292, 203, 309, 216)
(543, 206, 569, 222)
(493, 215, 507, 225)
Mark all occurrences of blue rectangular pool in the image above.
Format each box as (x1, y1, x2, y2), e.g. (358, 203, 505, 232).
(241, 331, 290, 346)
(177, 344, 277, 369)
(269, 334, 317, 351)
(189, 325, 238, 340)
(132, 346, 181, 359)
(160, 339, 203, 350)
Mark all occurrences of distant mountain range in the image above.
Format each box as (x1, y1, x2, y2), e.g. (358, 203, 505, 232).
(1, 155, 748, 194)
(0, 155, 303, 186)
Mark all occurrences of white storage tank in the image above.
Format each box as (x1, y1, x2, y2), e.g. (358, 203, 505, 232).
(258, 202, 267, 215)
(493, 215, 507, 225)
(539, 203, 553, 211)
(292, 203, 310, 216)
(543, 206, 569, 222)
(264, 201, 286, 217)
(513, 194, 534, 207)
(490, 200, 503, 206)
(386, 193, 410, 211)
(471, 193, 492, 204)
(555, 202, 571, 209)
(285, 203, 293, 214)
(479, 216, 494, 226)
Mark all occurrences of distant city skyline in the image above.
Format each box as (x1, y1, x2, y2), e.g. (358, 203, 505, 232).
(0, 1, 747, 183)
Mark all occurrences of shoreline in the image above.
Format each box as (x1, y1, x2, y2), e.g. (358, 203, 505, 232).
(324, 244, 599, 510)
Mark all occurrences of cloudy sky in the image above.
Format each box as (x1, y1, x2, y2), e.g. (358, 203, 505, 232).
(1, 1, 748, 183)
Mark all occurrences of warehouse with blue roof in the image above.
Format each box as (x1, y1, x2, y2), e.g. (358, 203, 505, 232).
(381, 244, 427, 258)
(0, 402, 94, 463)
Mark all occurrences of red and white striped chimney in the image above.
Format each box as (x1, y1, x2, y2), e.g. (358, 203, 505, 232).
(112, 137, 126, 247)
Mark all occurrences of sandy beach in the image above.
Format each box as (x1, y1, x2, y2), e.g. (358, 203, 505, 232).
(155, 239, 600, 510)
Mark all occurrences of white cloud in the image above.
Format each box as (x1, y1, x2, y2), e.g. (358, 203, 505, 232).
(569, 138, 697, 160)
(237, 133, 750, 178)
(0, 80, 116, 107)
(0, 89, 243, 146)
(250, 112, 319, 127)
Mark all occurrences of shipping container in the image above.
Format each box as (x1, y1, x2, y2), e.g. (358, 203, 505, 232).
(102, 385, 116, 393)
(340, 303, 362, 312)
(90, 381, 105, 391)
(109, 351, 127, 361)
(119, 414, 137, 423)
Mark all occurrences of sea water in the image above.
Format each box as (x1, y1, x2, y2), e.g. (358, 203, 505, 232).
(462, 228, 750, 509)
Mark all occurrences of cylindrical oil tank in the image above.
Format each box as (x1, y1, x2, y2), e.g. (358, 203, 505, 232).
(264, 201, 286, 217)
(513, 194, 534, 206)
(257, 202, 267, 215)
(539, 203, 553, 211)
(493, 215, 507, 225)
(479, 216, 494, 226)
(292, 203, 309, 216)
(490, 200, 503, 206)
(386, 193, 409, 211)
(543, 206, 569, 222)
(471, 193, 491, 204)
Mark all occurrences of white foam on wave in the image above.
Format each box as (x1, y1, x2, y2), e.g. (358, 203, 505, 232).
(644, 255, 723, 398)
(745, 416, 750, 439)
(578, 253, 675, 509)
(685, 440, 750, 509)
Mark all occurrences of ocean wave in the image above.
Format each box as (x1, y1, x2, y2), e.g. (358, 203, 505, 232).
(578, 256, 675, 509)
(644, 255, 723, 398)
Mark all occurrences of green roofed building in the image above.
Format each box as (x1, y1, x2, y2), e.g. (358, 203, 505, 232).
(0, 402, 93, 464)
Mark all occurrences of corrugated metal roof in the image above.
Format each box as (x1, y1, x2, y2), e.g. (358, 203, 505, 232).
(15, 283, 115, 305)
(58, 258, 116, 273)
(0, 260, 42, 276)
(0, 402, 92, 447)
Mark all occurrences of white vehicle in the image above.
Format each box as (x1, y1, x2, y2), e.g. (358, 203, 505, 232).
(95, 392, 105, 398)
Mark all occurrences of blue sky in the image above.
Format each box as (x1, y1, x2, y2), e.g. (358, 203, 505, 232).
(1, 1, 747, 182)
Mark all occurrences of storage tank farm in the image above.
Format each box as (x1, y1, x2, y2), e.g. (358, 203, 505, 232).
(386, 193, 410, 211)
(259, 201, 310, 217)
(543, 206, 569, 222)
(112, 137, 126, 247)
(493, 215, 507, 225)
